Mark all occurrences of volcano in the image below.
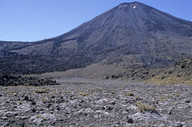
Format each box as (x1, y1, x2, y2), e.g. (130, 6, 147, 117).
(0, 2, 192, 74)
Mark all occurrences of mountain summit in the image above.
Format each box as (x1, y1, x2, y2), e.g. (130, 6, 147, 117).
(0, 2, 192, 74)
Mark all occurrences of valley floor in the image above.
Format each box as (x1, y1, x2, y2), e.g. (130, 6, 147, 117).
(0, 78, 192, 127)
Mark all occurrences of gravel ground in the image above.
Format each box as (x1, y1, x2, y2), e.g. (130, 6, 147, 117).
(0, 78, 192, 127)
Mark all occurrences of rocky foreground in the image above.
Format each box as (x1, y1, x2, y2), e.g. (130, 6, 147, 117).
(0, 78, 191, 127)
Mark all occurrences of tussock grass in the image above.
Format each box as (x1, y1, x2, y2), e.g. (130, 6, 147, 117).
(124, 92, 134, 96)
(135, 101, 157, 113)
(146, 75, 192, 85)
(35, 89, 50, 94)
(79, 92, 89, 96)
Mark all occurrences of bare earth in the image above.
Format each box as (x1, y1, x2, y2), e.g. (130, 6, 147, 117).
(0, 78, 192, 127)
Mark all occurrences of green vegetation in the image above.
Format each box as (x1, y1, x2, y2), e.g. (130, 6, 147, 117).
(0, 55, 93, 75)
(0, 74, 59, 86)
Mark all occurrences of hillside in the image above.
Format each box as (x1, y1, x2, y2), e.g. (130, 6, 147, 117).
(0, 2, 192, 74)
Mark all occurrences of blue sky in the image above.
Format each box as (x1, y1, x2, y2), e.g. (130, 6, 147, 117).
(0, 0, 191, 42)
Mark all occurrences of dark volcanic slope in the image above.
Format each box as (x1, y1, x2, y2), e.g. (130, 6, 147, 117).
(0, 2, 192, 74)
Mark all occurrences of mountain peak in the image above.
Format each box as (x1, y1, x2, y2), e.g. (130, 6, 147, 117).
(120, 1, 141, 5)
(114, 1, 151, 14)
(118, 1, 144, 8)
(0, 2, 192, 74)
